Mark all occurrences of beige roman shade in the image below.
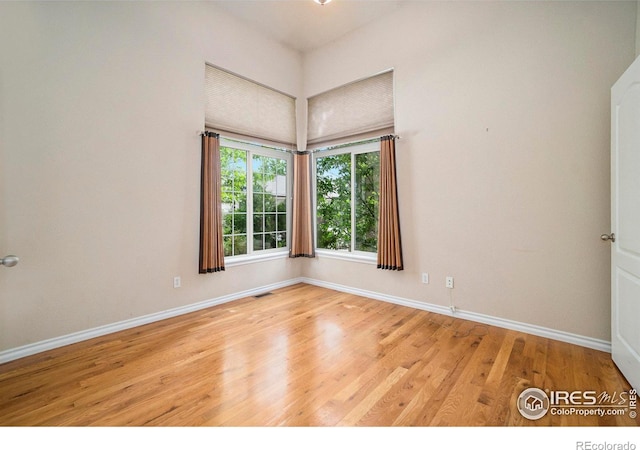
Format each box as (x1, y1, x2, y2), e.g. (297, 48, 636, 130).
(205, 64, 296, 146)
(307, 70, 394, 146)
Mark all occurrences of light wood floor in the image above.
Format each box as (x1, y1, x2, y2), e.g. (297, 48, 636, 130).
(0, 283, 637, 426)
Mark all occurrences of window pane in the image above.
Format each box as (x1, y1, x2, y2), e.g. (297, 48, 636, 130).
(253, 155, 265, 193)
(221, 146, 248, 257)
(277, 159, 286, 176)
(222, 173, 234, 192)
(223, 236, 233, 257)
(276, 171, 286, 196)
(265, 214, 276, 232)
(277, 213, 286, 232)
(252, 155, 264, 174)
(265, 233, 277, 249)
(254, 214, 264, 232)
(265, 194, 277, 212)
(232, 149, 247, 172)
(223, 214, 233, 235)
(316, 153, 351, 250)
(276, 232, 287, 248)
(236, 194, 247, 213)
(265, 157, 277, 176)
(231, 150, 247, 193)
(234, 235, 247, 255)
(253, 193, 263, 213)
(253, 234, 264, 251)
(276, 197, 286, 213)
(233, 213, 246, 234)
(355, 151, 380, 252)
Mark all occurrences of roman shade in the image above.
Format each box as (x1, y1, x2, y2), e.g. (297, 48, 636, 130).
(307, 70, 394, 146)
(205, 64, 297, 146)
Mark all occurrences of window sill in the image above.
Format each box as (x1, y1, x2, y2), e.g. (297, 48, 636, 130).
(314, 250, 377, 265)
(225, 250, 289, 268)
(224, 250, 378, 267)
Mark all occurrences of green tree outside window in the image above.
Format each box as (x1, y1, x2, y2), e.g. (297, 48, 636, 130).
(316, 149, 379, 253)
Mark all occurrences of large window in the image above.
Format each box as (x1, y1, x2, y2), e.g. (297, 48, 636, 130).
(221, 138, 290, 259)
(314, 141, 380, 255)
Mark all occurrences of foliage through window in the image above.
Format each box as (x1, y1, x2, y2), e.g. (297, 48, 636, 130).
(315, 141, 380, 254)
(221, 139, 289, 258)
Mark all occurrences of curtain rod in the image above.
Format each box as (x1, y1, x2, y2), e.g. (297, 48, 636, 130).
(200, 131, 400, 153)
(310, 134, 400, 153)
(200, 130, 296, 154)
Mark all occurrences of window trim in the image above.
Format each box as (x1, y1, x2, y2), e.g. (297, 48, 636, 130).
(312, 140, 380, 260)
(220, 137, 292, 263)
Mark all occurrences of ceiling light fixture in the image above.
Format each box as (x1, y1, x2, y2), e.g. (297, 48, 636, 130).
(314, 0, 332, 5)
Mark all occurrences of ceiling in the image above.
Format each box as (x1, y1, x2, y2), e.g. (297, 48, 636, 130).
(213, 0, 408, 53)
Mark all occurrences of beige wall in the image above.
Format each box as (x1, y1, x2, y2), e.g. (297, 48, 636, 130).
(637, 0, 640, 56)
(302, 1, 636, 341)
(0, 2, 303, 351)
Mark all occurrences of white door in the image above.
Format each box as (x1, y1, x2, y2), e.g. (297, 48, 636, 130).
(610, 55, 640, 391)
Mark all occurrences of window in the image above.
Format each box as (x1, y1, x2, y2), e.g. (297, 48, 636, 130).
(314, 140, 380, 255)
(220, 138, 290, 259)
(306, 70, 394, 262)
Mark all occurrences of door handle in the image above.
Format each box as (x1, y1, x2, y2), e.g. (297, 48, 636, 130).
(600, 233, 616, 243)
(0, 255, 19, 267)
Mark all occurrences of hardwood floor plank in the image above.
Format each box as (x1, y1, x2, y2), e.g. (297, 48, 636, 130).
(337, 366, 408, 426)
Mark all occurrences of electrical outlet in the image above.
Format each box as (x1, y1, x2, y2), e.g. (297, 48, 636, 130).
(446, 276, 454, 289)
(173, 276, 181, 288)
(421, 272, 429, 284)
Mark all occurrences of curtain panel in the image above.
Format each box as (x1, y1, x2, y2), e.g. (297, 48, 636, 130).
(377, 136, 404, 271)
(199, 132, 225, 273)
(290, 152, 315, 258)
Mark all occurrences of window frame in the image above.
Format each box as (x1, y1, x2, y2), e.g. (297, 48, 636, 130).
(220, 137, 292, 267)
(312, 139, 380, 264)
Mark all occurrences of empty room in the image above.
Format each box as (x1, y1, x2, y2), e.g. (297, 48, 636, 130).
(1, 0, 639, 436)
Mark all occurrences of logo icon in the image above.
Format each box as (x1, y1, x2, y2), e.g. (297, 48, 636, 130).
(517, 388, 550, 420)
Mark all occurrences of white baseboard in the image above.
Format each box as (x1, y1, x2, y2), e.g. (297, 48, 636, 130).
(0, 276, 611, 365)
(299, 277, 612, 353)
(0, 278, 304, 365)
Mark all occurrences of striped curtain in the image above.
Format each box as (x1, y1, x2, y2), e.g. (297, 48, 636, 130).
(199, 132, 225, 273)
(289, 152, 315, 258)
(377, 136, 403, 270)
